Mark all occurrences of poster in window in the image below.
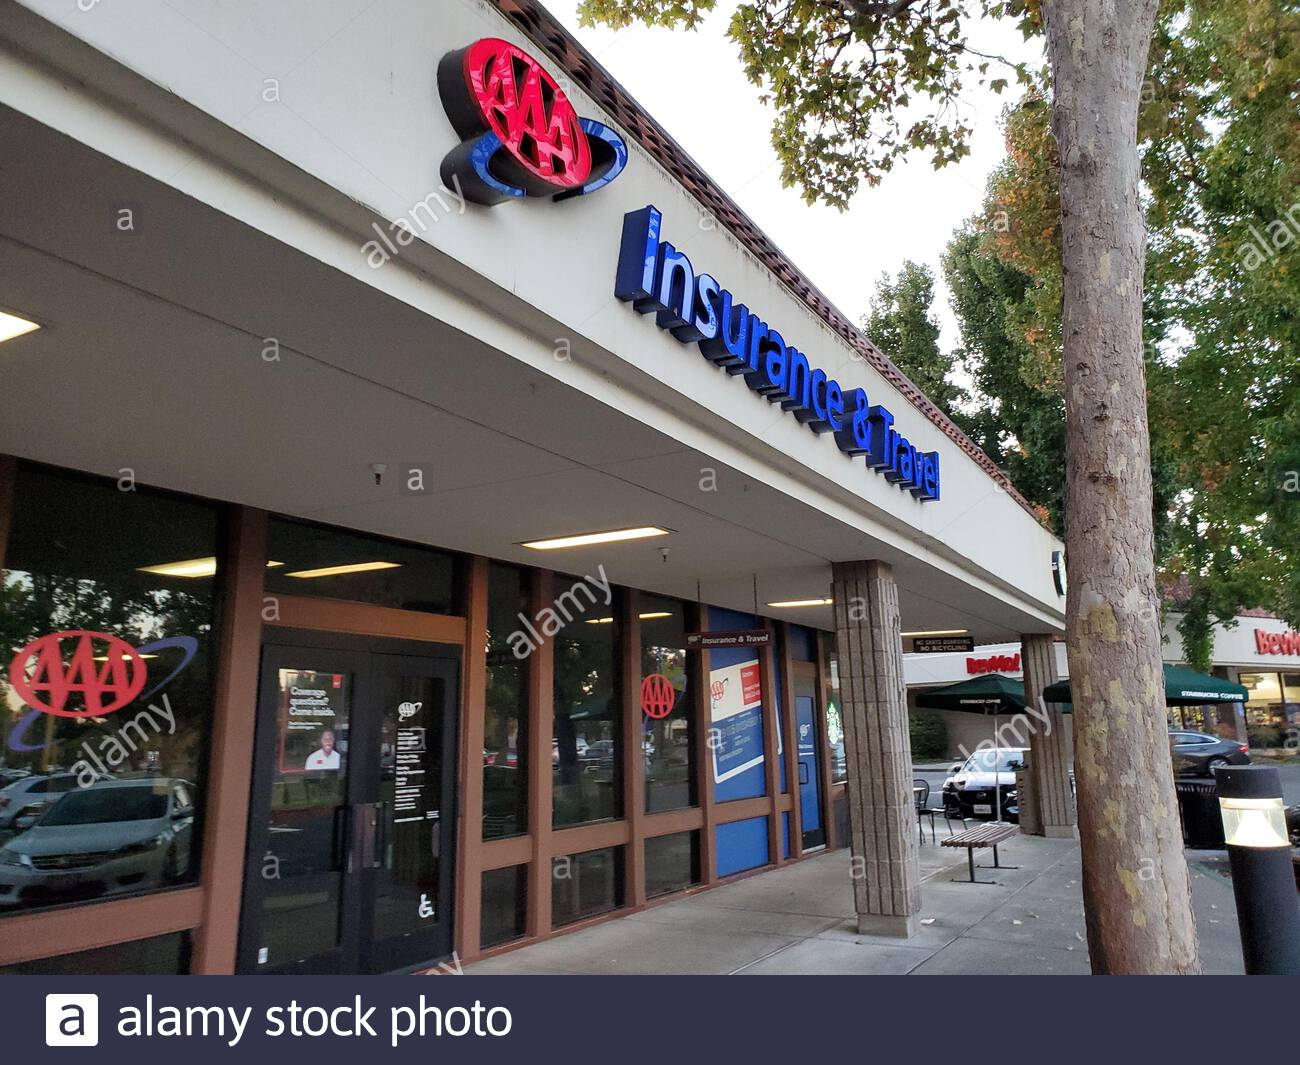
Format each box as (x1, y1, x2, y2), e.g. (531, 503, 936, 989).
(709, 660, 764, 783)
(278, 670, 348, 774)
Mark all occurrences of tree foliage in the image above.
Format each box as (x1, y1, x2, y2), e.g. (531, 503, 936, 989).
(579, 0, 1040, 207)
(943, 1, 1300, 665)
(862, 261, 966, 422)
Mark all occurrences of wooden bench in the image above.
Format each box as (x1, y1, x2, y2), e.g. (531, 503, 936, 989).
(942, 823, 1019, 884)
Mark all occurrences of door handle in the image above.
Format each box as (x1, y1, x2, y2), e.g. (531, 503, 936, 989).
(351, 802, 381, 871)
(799, 762, 810, 785)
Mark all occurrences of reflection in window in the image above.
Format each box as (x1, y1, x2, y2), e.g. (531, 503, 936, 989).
(0, 464, 217, 918)
(552, 588, 622, 828)
(640, 596, 695, 813)
(480, 865, 527, 950)
(824, 639, 846, 784)
(551, 846, 622, 928)
(484, 565, 528, 840)
(645, 831, 699, 898)
(264, 518, 461, 614)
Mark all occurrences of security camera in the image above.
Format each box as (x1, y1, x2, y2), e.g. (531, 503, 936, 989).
(371, 463, 387, 486)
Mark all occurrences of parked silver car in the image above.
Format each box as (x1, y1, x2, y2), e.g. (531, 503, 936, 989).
(0, 778, 195, 909)
(0, 773, 79, 832)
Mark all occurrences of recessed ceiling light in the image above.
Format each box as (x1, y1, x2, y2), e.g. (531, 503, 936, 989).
(520, 526, 670, 551)
(139, 557, 283, 578)
(901, 629, 969, 638)
(766, 598, 833, 609)
(0, 310, 40, 344)
(285, 561, 402, 579)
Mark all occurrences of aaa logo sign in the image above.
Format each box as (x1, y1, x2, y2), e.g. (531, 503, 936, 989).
(438, 37, 627, 205)
(9, 630, 147, 718)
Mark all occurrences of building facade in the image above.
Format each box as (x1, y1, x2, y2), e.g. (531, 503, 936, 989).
(0, 0, 1065, 972)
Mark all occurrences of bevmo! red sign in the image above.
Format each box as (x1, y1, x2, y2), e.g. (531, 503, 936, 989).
(1255, 628, 1300, 656)
(967, 652, 1020, 675)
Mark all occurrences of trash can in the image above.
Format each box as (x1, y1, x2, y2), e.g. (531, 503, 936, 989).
(1175, 778, 1225, 848)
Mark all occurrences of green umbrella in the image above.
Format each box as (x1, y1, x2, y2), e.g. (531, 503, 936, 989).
(914, 673, 1028, 714)
(1042, 663, 1247, 706)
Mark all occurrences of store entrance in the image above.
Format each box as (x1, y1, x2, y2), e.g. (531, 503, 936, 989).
(237, 633, 460, 974)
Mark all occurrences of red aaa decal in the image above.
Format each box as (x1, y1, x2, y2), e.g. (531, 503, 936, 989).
(641, 673, 677, 720)
(462, 37, 591, 189)
(8, 630, 147, 718)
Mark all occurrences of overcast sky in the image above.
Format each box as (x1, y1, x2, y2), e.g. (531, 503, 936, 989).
(554, 3, 1044, 356)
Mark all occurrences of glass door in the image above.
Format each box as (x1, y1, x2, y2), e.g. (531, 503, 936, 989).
(239, 638, 459, 974)
(239, 645, 366, 974)
(361, 654, 458, 973)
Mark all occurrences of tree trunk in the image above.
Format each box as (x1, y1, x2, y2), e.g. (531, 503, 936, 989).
(1042, 0, 1201, 974)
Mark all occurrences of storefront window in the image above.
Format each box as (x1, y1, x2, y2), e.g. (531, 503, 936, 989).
(0, 931, 190, 975)
(264, 518, 461, 614)
(551, 846, 622, 928)
(1240, 672, 1289, 748)
(824, 638, 846, 784)
(1283, 674, 1300, 747)
(484, 564, 528, 839)
(644, 831, 699, 898)
(480, 865, 527, 950)
(552, 588, 622, 828)
(0, 464, 218, 917)
(640, 596, 695, 813)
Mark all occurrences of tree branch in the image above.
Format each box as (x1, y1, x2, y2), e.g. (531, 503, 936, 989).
(840, 0, 921, 18)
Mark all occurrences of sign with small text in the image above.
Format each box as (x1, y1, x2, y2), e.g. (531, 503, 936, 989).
(686, 630, 771, 650)
(913, 636, 975, 654)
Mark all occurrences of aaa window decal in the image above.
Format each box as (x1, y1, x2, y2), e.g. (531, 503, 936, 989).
(6, 631, 200, 751)
(438, 37, 627, 206)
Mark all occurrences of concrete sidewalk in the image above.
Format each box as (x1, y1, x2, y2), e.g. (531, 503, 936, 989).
(467, 834, 1246, 975)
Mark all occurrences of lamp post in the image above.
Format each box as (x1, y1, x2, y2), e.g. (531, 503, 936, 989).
(1214, 765, 1300, 975)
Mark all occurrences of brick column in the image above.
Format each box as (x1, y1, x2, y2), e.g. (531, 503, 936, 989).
(831, 560, 921, 937)
(1020, 633, 1076, 838)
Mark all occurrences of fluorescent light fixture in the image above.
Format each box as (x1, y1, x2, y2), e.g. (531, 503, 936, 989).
(767, 598, 833, 609)
(285, 561, 401, 579)
(585, 611, 674, 625)
(901, 629, 969, 638)
(139, 558, 283, 579)
(520, 526, 670, 551)
(95, 653, 158, 661)
(0, 310, 40, 344)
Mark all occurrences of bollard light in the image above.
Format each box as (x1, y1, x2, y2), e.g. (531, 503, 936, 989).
(1214, 764, 1300, 976)
(1219, 796, 1289, 849)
